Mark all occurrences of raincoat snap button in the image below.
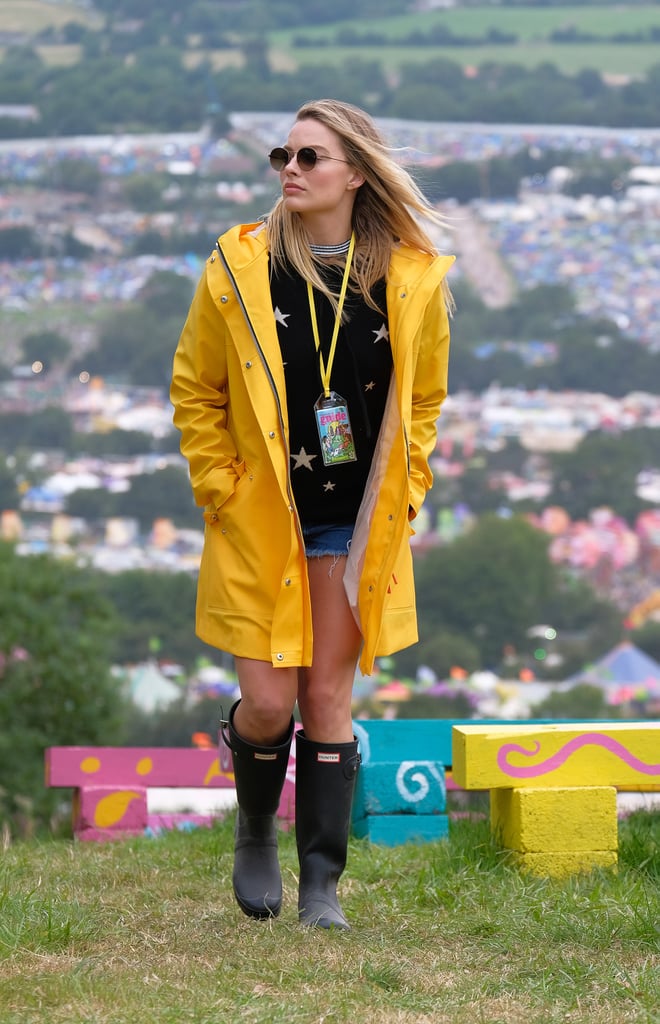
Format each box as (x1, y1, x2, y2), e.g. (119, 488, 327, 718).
(221, 528, 227, 535)
(245, 361, 252, 368)
(284, 578, 291, 586)
(269, 431, 276, 439)
(368, 585, 374, 592)
(221, 295, 228, 303)
(276, 653, 284, 662)
(388, 514, 393, 520)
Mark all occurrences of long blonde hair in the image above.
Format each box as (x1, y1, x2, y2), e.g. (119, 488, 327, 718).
(267, 98, 454, 313)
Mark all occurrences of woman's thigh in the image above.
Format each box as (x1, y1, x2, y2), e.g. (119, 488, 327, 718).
(297, 554, 362, 741)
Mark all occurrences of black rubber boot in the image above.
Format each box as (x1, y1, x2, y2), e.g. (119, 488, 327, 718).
(220, 702, 294, 919)
(295, 731, 361, 931)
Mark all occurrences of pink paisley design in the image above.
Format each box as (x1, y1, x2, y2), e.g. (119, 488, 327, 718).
(496, 732, 660, 779)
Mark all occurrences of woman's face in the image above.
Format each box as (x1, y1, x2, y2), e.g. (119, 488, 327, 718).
(277, 117, 364, 231)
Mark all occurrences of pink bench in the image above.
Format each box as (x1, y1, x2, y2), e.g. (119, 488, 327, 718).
(45, 745, 296, 841)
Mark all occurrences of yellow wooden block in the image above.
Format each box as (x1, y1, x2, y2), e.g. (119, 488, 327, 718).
(452, 722, 660, 790)
(490, 786, 618, 853)
(512, 850, 618, 879)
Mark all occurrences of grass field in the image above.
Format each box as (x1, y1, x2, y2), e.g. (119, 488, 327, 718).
(269, 4, 660, 76)
(280, 5, 660, 41)
(269, 40, 660, 77)
(0, 0, 101, 33)
(1, 3, 660, 76)
(1, 812, 658, 1023)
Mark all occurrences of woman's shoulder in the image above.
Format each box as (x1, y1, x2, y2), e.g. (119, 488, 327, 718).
(389, 244, 455, 281)
(204, 221, 270, 272)
(215, 220, 267, 248)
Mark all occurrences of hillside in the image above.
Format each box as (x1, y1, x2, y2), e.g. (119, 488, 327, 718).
(1, 1, 660, 139)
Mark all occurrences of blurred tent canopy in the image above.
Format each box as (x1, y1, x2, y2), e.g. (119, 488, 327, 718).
(564, 640, 660, 692)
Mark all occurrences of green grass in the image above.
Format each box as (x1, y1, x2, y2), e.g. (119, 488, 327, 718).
(270, 41, 660, 77)
(278, 5, 660, 42)
(267, 4, 660, 77)
(0, 812, 658, 1023)
(0, 1, 101, 33)
(2, 3, 660, 75)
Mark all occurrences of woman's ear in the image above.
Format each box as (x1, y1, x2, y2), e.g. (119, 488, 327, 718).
(347, 171, 365, 190)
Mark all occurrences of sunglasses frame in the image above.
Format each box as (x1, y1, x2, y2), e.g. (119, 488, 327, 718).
(268, 146, 350, 172)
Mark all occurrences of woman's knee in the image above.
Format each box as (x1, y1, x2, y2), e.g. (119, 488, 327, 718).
(233, 697, 293, 745)
(298, 673, 353, 724)
(234, 659, 297, 742)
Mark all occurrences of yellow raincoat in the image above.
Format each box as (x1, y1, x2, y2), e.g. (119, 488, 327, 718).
(171, 223, 453, 675)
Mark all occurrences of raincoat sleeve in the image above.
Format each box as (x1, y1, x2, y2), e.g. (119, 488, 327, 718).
(170, 268, 244, 511)
(407, 282, 451, 519)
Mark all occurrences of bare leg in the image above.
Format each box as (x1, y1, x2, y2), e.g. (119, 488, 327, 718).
(296, 554, 362, 741)
(233, 658, 298, 745)
(294, 553, 362, 929)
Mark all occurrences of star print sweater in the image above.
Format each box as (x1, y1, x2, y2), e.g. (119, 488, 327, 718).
(271, 262, 392, 526)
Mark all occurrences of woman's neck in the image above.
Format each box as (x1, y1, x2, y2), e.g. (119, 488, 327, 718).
(303, 214, 353, 248)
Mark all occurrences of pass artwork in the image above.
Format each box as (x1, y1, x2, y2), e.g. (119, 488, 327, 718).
(314, 394, 357, 467)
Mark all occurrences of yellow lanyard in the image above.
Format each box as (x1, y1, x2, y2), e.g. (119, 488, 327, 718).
(307, 233, 355, 399)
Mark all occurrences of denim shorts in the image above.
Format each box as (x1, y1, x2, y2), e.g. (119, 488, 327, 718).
(302, 522, 354, 558)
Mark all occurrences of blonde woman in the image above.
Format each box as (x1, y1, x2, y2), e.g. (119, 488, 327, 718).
(171, 99, 454, 930)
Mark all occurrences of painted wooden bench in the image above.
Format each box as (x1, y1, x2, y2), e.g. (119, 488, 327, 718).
(45, 719, 656, 847)
(352, 719, 450, 845)
(45, 745, 295, 841)
(44, 718, 481, 844)
(350, 717, 576, 846)
(451, 722, 660, 877)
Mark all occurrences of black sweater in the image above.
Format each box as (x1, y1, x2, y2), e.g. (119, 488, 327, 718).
(270, 261, 392, 526)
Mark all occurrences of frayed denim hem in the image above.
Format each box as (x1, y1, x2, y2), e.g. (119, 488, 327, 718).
(302, 524, 354, 568)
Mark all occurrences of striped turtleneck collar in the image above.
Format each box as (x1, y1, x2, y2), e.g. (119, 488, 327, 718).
(309, 238, 352, 258)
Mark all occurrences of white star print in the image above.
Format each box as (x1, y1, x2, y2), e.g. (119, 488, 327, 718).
(274, 307, 291, 327)
(323, 480, 335, 492)
(373, 323, 389, 343)
(291, 446, 317, 471)
(364, 380, 376, 391)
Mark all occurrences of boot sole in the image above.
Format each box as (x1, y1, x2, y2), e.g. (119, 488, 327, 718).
(235, 892, 282, 919)
(300, 915, 350, 931)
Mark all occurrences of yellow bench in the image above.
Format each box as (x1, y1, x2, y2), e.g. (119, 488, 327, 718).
(452, 722, 660, 878)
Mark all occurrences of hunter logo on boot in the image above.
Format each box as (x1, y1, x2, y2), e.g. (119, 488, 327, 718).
(317, 752, 341, 763)
(254, 752, 278, 760)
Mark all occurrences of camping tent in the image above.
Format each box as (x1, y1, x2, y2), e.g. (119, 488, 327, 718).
(562, 641, 660, 695)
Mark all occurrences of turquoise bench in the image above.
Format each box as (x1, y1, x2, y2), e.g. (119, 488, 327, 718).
(352, 719, 460, 845)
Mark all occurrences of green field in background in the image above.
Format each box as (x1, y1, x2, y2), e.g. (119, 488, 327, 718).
(271, 41, 660, 76)
(270, 4, 660, 76)
(1, 2, 659, 76)
(276, 4, 660, 41)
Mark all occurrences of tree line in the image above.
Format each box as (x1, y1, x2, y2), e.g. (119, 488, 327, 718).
(295, 24, 660, 48)
(1, 41, 660, 140)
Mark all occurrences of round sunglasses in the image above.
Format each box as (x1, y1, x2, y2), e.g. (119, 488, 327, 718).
(268, 146, 350, 172)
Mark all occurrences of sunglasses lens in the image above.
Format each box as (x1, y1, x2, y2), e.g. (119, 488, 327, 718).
(269, 147, 319, 171)
(297, 147, 317, 170)
(269, 148, 289, 171)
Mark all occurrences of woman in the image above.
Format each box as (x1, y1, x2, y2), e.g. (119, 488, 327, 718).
(170, 99, 454, 931)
